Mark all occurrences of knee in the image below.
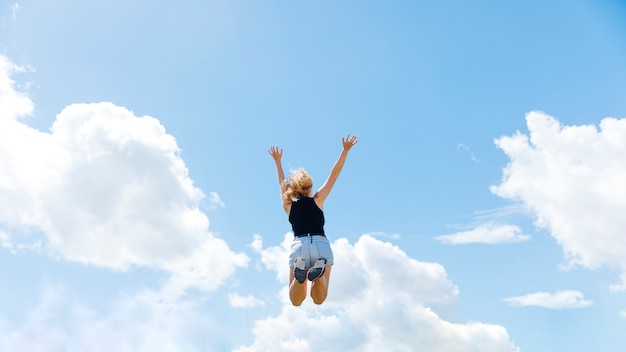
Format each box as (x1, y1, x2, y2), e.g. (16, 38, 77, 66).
(291, 298, 305, 306)
(312, 296, 327, 305)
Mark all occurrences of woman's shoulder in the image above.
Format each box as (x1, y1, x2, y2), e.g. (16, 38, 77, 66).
(312, 194, 324, 210)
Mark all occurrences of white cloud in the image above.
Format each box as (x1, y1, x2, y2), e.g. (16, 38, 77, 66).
(458, 143, 479, 162)
(10, 3, 19, 19)
(504, 290, 593, 310)
(0, 54, 247, 293)
(608, 273, 626, 293)
(228, 293, 265, 308)
(492, 111, 626, 290)
(207, 191, 225, 209)
(0, 284, 210, 352)
(0, 229, 42, 253)
(0, 55, 33, 120)
(436, 224, 530, 245)
(244, 234, 519, 352)
(251, 233, 292, 283)
(0, 231, 11, 249)
(364, 231, 401, 240)
(620, 311, 626, 319)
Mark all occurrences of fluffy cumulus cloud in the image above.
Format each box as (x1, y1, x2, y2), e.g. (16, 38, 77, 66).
(436, 224, 530, 245)
(504, 290, 593, 310)
(492, 111, 626, 291)
(0, 284, 209, 352)
(0, 54, 247, 292)
(243, 234, 519, 352)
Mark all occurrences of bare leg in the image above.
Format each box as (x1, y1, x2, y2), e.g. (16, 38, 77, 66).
(289, 270, 308, 306)
(310, 265, 332, 305)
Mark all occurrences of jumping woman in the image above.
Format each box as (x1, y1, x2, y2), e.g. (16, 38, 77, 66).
(269, 134, 358, 306)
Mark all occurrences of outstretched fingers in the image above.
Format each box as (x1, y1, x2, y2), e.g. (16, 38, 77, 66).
(342, 134, 358, 149)
(268, 145, 283, 160)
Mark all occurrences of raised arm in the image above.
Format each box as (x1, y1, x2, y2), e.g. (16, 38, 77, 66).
(268, 145, 292, 214)
(314, 134, 358, 208)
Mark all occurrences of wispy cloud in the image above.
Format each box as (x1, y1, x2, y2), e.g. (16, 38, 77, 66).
(0, 231, 11, 249)
(436, 224, 530, 245)
(0, 284, 211, 351)
(207, 191, 225, 210)
(228, 293, 265, 308)
(457, 143, 479, 162)
(10, 3, 19, 19)
(608, 273, 626, 293)
(365, 231, 401, 240)
(504, 290, 593, 310)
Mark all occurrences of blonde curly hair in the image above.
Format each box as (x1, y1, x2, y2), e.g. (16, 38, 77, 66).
(284, 168, 313, 199)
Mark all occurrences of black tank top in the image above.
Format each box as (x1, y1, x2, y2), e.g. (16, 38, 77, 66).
(288, 196, 325, 235)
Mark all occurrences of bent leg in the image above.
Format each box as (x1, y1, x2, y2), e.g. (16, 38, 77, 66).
(310, 265, 332, 305)
(289, 270, 308, 306)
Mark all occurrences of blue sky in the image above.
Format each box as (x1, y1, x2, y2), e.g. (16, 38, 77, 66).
(1, 0, 626, 351)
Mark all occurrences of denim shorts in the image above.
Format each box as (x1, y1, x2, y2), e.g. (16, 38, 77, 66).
(288, 234, 334, 269)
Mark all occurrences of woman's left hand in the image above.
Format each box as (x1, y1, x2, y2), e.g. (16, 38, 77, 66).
(269, 145, 283, 161)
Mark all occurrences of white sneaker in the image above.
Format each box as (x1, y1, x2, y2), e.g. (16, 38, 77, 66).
(307, 258, 327, 281)
(294, 257, 306, 284)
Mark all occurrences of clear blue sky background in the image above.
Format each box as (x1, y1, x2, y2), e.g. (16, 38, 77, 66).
(1, 1, 626, 351)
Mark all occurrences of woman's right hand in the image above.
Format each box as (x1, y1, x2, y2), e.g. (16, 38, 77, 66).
(342, 134, 358, 151)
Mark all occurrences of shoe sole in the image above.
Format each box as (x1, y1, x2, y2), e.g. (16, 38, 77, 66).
(307, 267, 325, 281)
(307, 258, 327, 281)
(294, 268, 306, 284)
(294, 258, 306, 284)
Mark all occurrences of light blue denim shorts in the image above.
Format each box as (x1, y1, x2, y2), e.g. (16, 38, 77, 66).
(289, 234, 334, 269)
